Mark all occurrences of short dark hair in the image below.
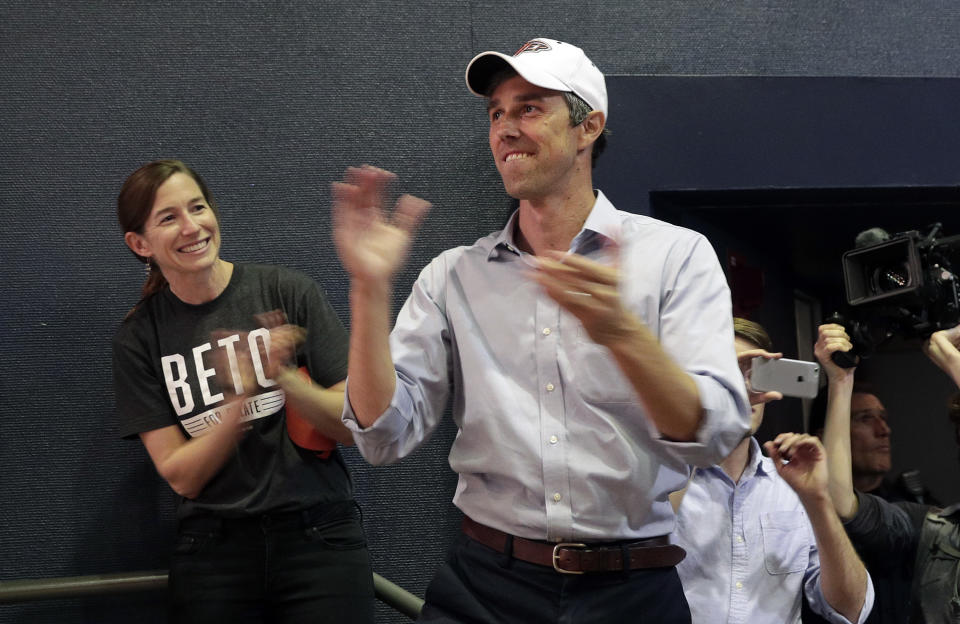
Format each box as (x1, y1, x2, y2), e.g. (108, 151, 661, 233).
(561, 91, 609, 167)
(733, 317, 773, 351)
(485, 67, 609, 167)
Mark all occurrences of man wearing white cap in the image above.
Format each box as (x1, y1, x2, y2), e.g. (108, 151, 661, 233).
(332, 38, 751, 623)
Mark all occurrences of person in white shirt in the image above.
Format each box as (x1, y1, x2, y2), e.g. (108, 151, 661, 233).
(673, 318, 872, 623)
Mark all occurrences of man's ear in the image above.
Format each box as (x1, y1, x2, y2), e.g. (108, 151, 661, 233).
(577, 110, 606, 150)
(124, 230, 151, 259)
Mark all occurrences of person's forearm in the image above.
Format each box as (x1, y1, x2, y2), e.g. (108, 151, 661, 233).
(347, 278, 398, 428)
(822, 376, 858, 519)
(802, 492, 869, 623)
(605, 314, 703, 440)
(948, 364, 960, 388)
(274, 372, 352, 445)
(146, 414, 244, 499)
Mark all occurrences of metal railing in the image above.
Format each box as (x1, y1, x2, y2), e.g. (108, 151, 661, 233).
(0, 570, 423, 620)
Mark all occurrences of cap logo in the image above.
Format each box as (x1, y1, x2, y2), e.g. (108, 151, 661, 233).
(514, 40, 551, 56)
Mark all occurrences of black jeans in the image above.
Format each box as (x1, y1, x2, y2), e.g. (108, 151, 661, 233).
(168, 500, 374, 624)
(418, 533, 691, 624)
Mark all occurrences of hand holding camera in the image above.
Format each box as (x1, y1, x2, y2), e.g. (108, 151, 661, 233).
(923, 324, 960, 385)
(814, 323, 858, 385)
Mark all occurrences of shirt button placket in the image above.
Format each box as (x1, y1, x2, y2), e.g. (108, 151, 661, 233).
(535, 300, 571, 539)
(730, 487, 749, 618)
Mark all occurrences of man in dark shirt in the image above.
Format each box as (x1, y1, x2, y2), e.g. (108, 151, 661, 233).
(809, 382, 939, 507)
(816, 322, 960, 623)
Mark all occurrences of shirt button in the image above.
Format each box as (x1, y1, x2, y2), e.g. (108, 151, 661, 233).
(549, 435, 559, 445)
(735, 581, 743, 590)
(542, 327, 551, 336)
(546, 383, 555, 392)
(553, 492, 562, 502)
(736, 535, 744, 543)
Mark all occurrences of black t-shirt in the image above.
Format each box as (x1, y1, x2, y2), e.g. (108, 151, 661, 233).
(113, 263, 352, 519)
(871, 473, 942, 507)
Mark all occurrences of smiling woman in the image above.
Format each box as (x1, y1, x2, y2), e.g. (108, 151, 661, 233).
(112, 160, 374, 623)
(122, 171, 223, 297)
(117, 160, 224, 311)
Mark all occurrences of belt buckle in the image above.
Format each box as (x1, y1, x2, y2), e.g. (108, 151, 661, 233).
(552, 542, 586, 575)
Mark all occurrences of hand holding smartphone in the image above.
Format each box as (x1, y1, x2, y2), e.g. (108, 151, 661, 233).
(750, 356, 821, 399)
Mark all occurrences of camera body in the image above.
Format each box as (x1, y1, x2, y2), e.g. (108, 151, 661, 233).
(833, 225, 960, 363)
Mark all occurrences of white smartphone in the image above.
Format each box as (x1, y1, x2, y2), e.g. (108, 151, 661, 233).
(750, 357, 821, 399)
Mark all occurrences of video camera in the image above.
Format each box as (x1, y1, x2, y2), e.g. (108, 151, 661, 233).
(829, 223, 960, 367)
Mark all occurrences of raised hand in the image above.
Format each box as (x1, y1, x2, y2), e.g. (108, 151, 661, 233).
(210, 330, 257, 399)
(331, 165, 431, 284)
(530, 248, 705, 440)
(814, 323, 857, 384)
(767, 434, 869, 623)
(269, 325, 307, 378)
(531, 250, 633, 347)
(764, 433, 829, 502)
(737, 348, 784, 406)
(208, 330, 255, 433)
(923, 324, 960, 384)
(252, 309, 307, 380)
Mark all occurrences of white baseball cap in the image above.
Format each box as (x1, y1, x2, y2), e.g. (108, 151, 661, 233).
(465, 38, 608, 119)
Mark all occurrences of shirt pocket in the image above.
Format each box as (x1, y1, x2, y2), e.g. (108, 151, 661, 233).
(760, 511, 810, 575)
(571, 328, 636, 404)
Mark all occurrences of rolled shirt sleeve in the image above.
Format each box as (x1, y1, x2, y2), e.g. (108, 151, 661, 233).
(803, 565, 875, 624)
(342, 256, 454, 465)
(619, 222, 751, 467)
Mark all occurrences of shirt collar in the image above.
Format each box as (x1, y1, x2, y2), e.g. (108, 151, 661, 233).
(714, 437, 772, 484)
(750, 437, 776, 479)
(488, 190, 621, 260)
(488, 210, 523, 260)
(573, 190, 621, 253)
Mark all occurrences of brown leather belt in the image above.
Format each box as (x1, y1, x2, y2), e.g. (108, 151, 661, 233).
(462, 516, 686, 574)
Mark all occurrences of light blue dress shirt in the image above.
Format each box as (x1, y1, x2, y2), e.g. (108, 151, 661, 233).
(344, 191, 751, 541)
(674, 438, 874, 623)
